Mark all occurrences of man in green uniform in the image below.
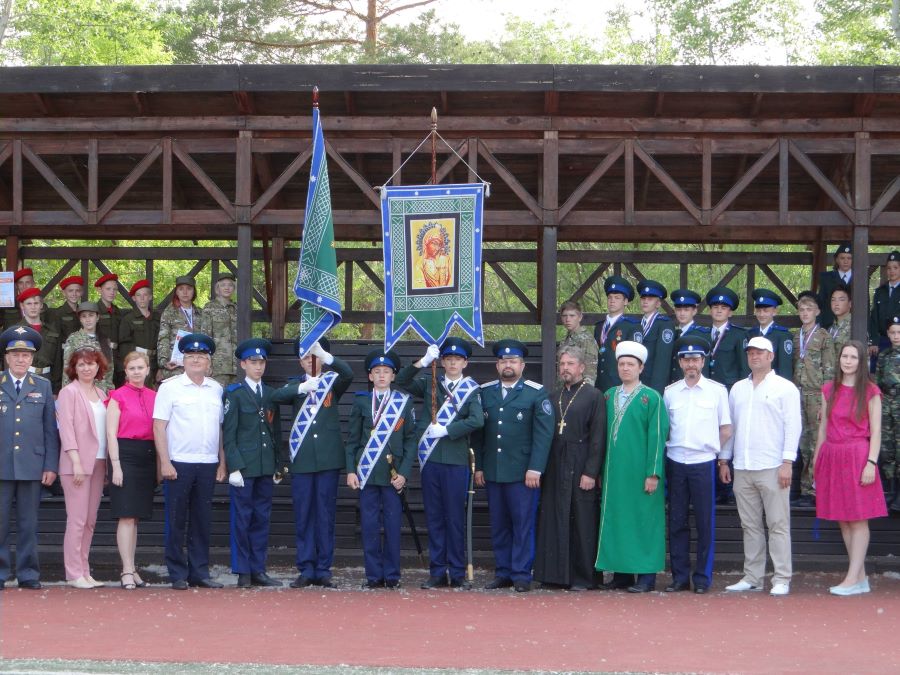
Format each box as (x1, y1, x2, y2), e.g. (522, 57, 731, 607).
(593, 276, 641, 392)
(473, 339, 554, 592)
(668, 289, 711, 384)
(50, 276, 84, 343)
(202, 272, 238, 387)
(271, 338, 353, 589)
(94, 273, 124, 386)
(869, 250, 900, 358)
(346, 349, 417, 589)
(749, 288, 794, 381)
(557, 301, 598, 387)
(117, 280, 160, 386)
(817, 242, 853, 329)
(635, 279, 675, 395)
(595, 341, 669, 593)
(13, 288, 62, 394)
(224, 338, 283, 588)
(2, 268, 39, 329)
(876, 317, 900, 511)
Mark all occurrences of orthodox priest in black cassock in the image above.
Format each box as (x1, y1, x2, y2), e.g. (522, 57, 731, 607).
(534, 346, 606, 589)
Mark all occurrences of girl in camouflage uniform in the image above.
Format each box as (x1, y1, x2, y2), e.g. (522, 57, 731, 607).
(61, 302, 114, 392)
(201, 272, 237, 387)
(157, 276, 204, 382)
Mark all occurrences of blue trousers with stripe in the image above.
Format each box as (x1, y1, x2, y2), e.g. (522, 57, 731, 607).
(229, 476, 275, 574)
(421, 461, 469, 581)
(291, 469, 339, 581)
(360, 484, 402, 584)
(667, 458, 716, 590)
(486, 480, 539, 583)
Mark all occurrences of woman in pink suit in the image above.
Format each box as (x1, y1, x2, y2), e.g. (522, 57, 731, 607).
(814, 340, 887, 596)
(57, 347, 110, 589)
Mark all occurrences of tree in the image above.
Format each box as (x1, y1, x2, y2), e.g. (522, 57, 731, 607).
(814, 0, 900, 65)
(0, 0, 13, 52)
(5, 0, 179, 65)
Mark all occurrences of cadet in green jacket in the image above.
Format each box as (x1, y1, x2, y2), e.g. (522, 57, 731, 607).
(704, 287, 750, 390)
(117, 280, 161, 386)
(13, 288, 63, 394)
(473, 339, 554, 593)
(593, 276, 642, 392)
(49, 275, 84, 343)
(749, 288, 794, 381)
(94, 273, 124, 386)
(635, 279, 676, 395)
(271, 337, 353, 589)
(396, 336, 484, 589)
(346, 349, 416, 589)
(224, 338, 283, 588)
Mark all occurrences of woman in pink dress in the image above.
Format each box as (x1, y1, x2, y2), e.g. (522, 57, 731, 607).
(814, 340, 886, 596)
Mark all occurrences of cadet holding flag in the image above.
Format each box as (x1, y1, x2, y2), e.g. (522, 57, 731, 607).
(473, 339, 553, 592)
(636, 279, 676, 395)
(396, 337, 483, 589)
(224, 338, 282, 588)
(346, 349, 416, 589)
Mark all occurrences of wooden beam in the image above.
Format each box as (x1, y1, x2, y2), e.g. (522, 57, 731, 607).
(558, 142, 624, 223)
(711, 141, 779, 222)
(12, 141, 22, 229)
(788, 141, 857, 224)
(97, 143, 162, 222)
(324, 141, 380, 208)
(21, 143, 88, 222)
(540, 130, 559, 388)
(633, 141, 701, 222)
(477, 140, 543, 220)
(852, 132, 870, 343)
(171, 140, 235, 218)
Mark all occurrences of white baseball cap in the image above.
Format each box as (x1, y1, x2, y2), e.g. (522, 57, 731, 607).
(745, 336, 774, 353)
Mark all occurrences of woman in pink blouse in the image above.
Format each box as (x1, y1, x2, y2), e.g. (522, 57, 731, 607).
(56, 347, 109, 589)
(106, 351, 157, 590)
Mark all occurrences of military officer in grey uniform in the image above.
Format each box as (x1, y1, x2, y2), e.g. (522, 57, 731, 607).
(0, 326, 60, 590)
(749, 288, 794, 381)
(473, 339, 554, 592)
(593, 276, 641, 392)
(636, 279, 676, 395)
(13, 287, 63, 394)
(271, 337, 353, 589)
(224, 338, 283, 588)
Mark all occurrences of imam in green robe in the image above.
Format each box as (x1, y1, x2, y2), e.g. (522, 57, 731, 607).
(595, 383, 669, 575)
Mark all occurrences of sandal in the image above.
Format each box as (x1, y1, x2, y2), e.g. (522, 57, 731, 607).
(120, 572, 137, 590)
(132, 572, 147, 588)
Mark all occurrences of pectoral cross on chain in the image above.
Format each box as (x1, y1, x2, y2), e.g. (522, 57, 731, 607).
(558, 419, 566, 435)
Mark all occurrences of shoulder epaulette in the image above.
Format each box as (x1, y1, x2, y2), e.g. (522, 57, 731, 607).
(621, 316, 639, 324)
(524, 380, 543, 390)
(657, 315, 672, 322)
(287, 375, 302, 381)
(664, 381, 679, 391)
(225, 383, 242, 393)
(481, 379, 499, 388)
(355, 390, 372, 396)
(707, 378, 727, 389)
(693, 325, 711, 332)
(771, 324, 790, 333)
(30, 374, 48, 383)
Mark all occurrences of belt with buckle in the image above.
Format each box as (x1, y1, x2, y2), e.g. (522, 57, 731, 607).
(28, 366, 52, 375)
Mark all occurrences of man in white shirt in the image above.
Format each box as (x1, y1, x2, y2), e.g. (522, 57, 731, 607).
(720, 336, 801, 596)
(663, 335, 732, 594)
(153, 332, 226, 590)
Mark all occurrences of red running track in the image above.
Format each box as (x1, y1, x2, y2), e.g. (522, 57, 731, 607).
(2, 574, 899, 673)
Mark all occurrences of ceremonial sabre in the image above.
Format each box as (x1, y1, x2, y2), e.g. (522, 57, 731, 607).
(386, 453, 425, 565)
(466, 446, 476, 582)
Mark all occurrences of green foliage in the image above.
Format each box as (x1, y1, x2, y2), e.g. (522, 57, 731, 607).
(6, 0, 178, 65)
(462, 15, 605, 64)
(814, 0, 900, 65)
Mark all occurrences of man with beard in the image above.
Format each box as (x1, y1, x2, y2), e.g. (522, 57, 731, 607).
(534, 345, 605, 590)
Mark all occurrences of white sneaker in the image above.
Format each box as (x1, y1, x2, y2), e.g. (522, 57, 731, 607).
(725, 580, 762, 592)
(769, 583, 790, 596)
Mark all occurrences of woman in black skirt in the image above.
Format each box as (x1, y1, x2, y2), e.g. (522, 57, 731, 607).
(106, 351, 158, 589)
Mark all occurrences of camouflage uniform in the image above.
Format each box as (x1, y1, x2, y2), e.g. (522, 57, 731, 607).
(61, 329, 114, 392)
(201, 298, 237, 387)
(876, 345, 900, 481)
(792, 326, 835, 496)
(829, 314, 852, 363)
(156, 303, 204, 381)
(557, 326, 599, 387)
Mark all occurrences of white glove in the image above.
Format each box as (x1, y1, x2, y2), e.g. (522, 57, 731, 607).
(297, 376, 320, 395)
(419, 344, 441, 368)
(426, 423, 448, 439)
(309, 341, 334, 365)
(228, 470, 244, 488)
(273, 473, 282, 485)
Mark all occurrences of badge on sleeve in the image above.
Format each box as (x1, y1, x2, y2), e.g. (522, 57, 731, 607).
(541, 400, 552, 416)
(633, 332, 643, 344)
(224, 399, 230, 415)
(784, 340, 793, 355)
(662, 329, 674, 344)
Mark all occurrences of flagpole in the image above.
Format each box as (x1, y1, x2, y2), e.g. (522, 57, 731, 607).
(311, 85, 320, 378)
(430, 107, 438, 423)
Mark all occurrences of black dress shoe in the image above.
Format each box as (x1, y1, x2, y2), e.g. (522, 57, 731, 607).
(362, 580, 384, 589)
(450, 578, 471, 589)
(18, 579, 42, 590)
(251, 573, 282, 587)
(626, 583, 655, 593)
(189, 578, 223, 589)
(514, 581, 531, 593)
(385, 580, 401, 589)
(484, 577, 513, 590)
(0, 580, 5, 590)
(290, 575, 314, 588)
(315, 579, 335, 589)
(420, 576, 449, 589)
(237, 574, 252, 588)
(171, 579, 189, 590)
(665, 582, 691, 592)
(694, 586, 709, 594)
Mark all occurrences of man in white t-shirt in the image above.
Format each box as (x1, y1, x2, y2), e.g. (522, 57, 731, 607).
(153, 332, 226, 590)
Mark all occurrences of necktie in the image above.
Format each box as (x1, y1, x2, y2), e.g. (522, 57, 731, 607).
(15, 379, 21, 395)
(502, 386, 510, 399)
(255, 383, 262, 403)
(711, 328, 718, 342)
(842, 275, 848, 284)
(675, 327, 683, 339)
(447, 381, 455, 393)
(641, 317, 647, 331)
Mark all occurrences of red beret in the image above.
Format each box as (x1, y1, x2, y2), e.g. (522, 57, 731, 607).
(16, 287, 42, 303)
(60, 275, 84, 290)
(129, 279, 151, 296)
(13, 268, 34, 282)
(94, 273, 119, 288)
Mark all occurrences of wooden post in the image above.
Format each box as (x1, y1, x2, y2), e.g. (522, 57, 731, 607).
(540, 130, 559, 389)
(236, 129, 253, 342)
(271, 237, 287, 339)
(851, 132, 870, 343)
(5, 236, 18, 273)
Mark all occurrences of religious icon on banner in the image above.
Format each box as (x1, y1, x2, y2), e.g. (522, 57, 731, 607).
(410, 218, 456, 290)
